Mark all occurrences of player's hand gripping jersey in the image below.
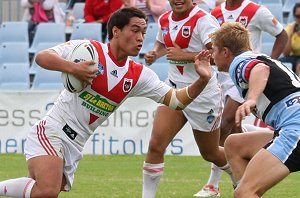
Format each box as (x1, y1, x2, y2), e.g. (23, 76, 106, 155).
(49, 40, 171, 146)
(229, 51, 300, 123)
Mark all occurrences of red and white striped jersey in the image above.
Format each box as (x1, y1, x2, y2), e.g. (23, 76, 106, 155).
(49, 40, 171, 145)
(157, 4, 220, 84)
(211, 0, 283, 52)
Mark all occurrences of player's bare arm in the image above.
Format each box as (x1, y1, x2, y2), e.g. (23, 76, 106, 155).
(271, 29, 288, 59)
(144, 41, 167, 65)
(36, 49, 98, 84)
(166, 42, 199, 61)
(235, 63, 270, 126)
(161, 50, 212, 110)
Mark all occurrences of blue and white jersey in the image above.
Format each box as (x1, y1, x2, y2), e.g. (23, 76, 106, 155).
(229, 51, 300, 122)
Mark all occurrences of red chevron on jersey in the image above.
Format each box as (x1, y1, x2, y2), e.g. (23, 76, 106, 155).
(159, 7, 206, 75)
(237, 3, 260, 27)
(90, 40, 143, 103)
(212, 2, 260, 27)
(159, 10, 172, 47)
(88, 40, 143, 124)
(211, 6, 224, 24)
(160, 9, 206, 49)
(176, 65, 184, 75)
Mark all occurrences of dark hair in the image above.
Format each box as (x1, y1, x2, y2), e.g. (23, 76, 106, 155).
(107, 7, 147, 41)
(293, 3, 300, 16)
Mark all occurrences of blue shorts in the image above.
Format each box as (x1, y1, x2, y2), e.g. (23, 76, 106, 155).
(265, 128, 300, 172)
(264, 93, 300, 172)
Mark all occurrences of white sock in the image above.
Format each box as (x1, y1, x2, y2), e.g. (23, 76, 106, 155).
(142, 162, 164, 198)
(0, 177, 36, 197)
(218, 163, 237, 188)
(206, 163, 223, 188)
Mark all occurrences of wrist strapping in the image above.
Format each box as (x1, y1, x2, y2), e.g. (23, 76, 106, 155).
(185, 86, 195, 100)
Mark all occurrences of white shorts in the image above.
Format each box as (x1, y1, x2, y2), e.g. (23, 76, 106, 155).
(24, 116, 83, 191)
(166, 74, 223, 132)
(217, 71, 244, 103)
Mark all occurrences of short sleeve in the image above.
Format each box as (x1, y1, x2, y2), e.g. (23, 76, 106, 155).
(50, 40, 86, 59)
(156, 16, 165, 44)
(130, 66, 171, 103)
(253, 6, 283, 37)
(196, 14, 220, 45)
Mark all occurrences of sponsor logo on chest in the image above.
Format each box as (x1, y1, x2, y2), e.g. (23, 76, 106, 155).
(79, 91, 117, 116)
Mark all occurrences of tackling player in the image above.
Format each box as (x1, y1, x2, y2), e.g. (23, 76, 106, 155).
(199, 21, 300, 198)
(194, 0, 288, 196)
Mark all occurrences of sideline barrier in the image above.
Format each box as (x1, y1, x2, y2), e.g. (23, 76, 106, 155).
(0, 90, 257, 155)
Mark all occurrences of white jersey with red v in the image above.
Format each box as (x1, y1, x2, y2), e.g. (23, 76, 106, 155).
(157, 4, 219, 84)
(211, 1, 260, 28)
(86, 41, 143, 125)
(210, 0, 283, 52)
(50, 40, 170, 139)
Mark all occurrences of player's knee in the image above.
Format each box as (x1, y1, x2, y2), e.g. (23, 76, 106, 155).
(201, 151, 218, 162)
(43, 189, 60, 198)
(234, 185, 260, 198)
(147, 138, 165, 155)
(234, 187, 243, 198)
(224, 134, 241, 156)
(234, 185, 251, 198)
(220, 121, 231, 136)
(33, 186, 60, 198)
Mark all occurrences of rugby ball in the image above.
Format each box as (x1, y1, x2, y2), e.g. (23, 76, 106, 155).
(61, 41, 99, 93)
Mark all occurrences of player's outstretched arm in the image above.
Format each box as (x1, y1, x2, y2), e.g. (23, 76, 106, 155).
(161, 50, 212, 110)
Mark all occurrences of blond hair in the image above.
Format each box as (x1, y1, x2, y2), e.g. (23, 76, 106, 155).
(211, 22, 252, 56)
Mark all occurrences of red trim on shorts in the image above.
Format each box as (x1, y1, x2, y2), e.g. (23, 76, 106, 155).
(211, 98, 223, 132)
(36, 120, 58, 156)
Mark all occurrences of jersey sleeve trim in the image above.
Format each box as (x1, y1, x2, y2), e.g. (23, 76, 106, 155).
(244, 59, 264, 81)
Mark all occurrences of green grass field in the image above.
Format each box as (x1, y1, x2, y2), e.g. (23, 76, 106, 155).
(0, 154, 300, 197)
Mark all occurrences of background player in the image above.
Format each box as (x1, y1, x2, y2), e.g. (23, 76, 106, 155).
(200, 21, 300, 198)
(141, 1, 237, 198)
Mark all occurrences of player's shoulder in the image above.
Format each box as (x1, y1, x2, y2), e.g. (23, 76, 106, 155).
(158, 10, 172, 23)
(254, 3, 272, 16)
(246, 1, 261, 8)
(188, 5, 209, 18)
(127, 58, 145, 72)
(231, 52, 257, 68)
(211, 3, 222, 17)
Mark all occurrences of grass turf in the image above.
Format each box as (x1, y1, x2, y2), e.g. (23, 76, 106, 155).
(0, 154, 299, 197)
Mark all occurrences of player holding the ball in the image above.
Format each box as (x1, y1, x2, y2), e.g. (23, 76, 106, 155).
(0, 7, 215, 198)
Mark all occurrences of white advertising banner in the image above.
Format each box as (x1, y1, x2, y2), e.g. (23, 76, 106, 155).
(0, 90, 61, 154)
(0, 91, 260, 155)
